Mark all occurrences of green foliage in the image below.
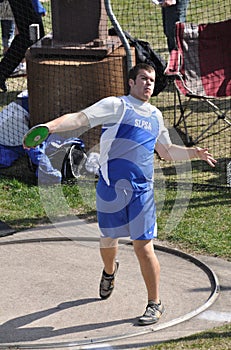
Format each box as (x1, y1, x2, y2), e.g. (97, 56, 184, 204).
(1, 170, 230, 260)
(157, 187, 231, 260)
(144, 323, 231, 350)
(0, 177, 46, 228)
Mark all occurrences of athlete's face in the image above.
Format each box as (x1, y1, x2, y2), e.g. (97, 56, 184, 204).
(129, 69, 155, 102)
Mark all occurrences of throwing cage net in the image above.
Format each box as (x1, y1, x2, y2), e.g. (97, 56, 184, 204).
(0, 0, 230, 188)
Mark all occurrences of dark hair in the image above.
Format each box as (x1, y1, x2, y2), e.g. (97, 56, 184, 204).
(128, 63, 155, 82)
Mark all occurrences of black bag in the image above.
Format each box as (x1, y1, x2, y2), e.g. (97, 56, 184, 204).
(123, 31, 168, 96)
(45, 137, 87, 181)
(109, 28, 167, 96)
(61, 144, 87, 180)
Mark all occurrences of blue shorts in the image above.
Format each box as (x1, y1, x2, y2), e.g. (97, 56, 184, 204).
(96, 178, 157, 240)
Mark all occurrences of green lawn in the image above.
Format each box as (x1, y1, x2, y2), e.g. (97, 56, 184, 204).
(144, 323, 231, 350)
(1, 157, 230, 260)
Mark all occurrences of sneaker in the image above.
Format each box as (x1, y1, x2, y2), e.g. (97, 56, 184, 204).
(138, 300, 165, 326)
(99, 260, 119, 300)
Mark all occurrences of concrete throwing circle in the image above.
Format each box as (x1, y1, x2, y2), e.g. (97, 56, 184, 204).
(0, 234, 219, 349)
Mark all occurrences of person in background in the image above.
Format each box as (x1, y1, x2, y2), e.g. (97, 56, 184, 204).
(0, 0, 15, 55)
(0, 0, 45, 92)
(161, 0, 190, 52)
(11, 0, 46, 77)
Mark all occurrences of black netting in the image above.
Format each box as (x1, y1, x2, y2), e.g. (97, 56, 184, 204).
(0, 0, 230, 188)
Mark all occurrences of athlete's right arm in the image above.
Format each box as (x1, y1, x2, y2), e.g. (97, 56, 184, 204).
(46, 96, 124, 133)
(46, 111, 90, 134)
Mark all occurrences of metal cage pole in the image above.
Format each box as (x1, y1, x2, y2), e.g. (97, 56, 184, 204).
(104, 0, 133, 72)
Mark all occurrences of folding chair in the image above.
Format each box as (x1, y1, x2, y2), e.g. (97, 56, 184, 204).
(165, 19, 231, 145)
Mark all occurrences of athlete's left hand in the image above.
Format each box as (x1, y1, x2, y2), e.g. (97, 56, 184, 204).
(195, 147, 217, 167)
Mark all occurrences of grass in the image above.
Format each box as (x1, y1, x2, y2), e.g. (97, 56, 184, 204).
(1, 156, 230, 260)
(0, 162, 93, 229)
(144, 323, 231, 350)
(156, 185, 231, 259)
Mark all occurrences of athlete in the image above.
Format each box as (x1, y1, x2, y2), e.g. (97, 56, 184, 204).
(24, 63, 216, 325)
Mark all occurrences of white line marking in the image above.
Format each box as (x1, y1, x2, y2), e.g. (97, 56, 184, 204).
(81, 344, 113, 350)
(197, 310, 231, 322)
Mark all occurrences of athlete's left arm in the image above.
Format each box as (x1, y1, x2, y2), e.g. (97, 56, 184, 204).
(155, 142, 217, 167)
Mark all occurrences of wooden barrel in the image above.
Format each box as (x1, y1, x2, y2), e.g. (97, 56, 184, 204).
(26, 47, 135, 150)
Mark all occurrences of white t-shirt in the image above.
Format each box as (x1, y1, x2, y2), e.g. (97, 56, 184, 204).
(83, 94, 171, 146)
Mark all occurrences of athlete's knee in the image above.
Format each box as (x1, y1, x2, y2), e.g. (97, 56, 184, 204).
(100, 237, 119, 248)
(133, 239, 154, 259)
